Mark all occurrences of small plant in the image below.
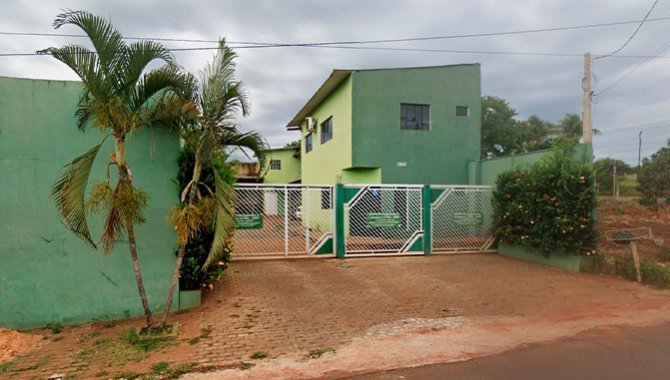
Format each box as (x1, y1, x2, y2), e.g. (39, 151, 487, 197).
(0, 361, 13, 373)
(77, 331, 101, 342)
(613, 205, 625, 215)
(46, 322, 63, 334)
(250, 351, 268, 359)
(308, 347, 336, 359)
(164, 363, 196, 379)
(659, 246, 670, 262)
(239, 362, 255, 370)
(125, 327, 167, 352)
(114, 371, 138, 380)
(102, 320, 117, 329)
(151, 361, 170, 374)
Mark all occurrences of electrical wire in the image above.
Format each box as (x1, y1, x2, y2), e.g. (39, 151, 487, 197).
(594, 0, 661, 60)
(3, 15, 670, 46)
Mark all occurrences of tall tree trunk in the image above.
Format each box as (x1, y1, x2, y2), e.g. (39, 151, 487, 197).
(127, 222, 155, 329)
(159, 160, 203, 329)
(116, 136, 154, 329)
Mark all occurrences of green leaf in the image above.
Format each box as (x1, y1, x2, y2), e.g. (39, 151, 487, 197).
(51, 142, 104, 248)
(204, 171, 234, 269)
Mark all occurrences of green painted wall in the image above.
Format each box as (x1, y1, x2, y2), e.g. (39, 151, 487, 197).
(0, 77, 178, 329)
(262, 148, 301, 183)
(471, 144, 593, 185)
(300, 76, 353, 184)
(352, 65, 481, 185)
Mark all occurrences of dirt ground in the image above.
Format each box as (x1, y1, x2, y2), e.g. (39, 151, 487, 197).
(597, 197, 669, 262)
(3, 254, 670, 380)
(0, 329, 42, 363)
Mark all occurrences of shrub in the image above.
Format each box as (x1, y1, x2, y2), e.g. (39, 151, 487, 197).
(493, 144, 596, 256)
(637, 140, 670, 208)
(176, 147, 235, 290)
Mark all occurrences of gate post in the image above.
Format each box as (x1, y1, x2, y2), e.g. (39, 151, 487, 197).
(423, 184, 432, 256)
(335, 183, 345, 259)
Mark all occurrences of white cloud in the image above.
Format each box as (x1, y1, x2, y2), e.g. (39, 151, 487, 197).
(1, 0, 669, 163)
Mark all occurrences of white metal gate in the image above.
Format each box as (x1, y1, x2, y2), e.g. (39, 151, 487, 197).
(344, 185, 424, 256)
(431, 185, 494, 253)
(232, 184, 335, 258)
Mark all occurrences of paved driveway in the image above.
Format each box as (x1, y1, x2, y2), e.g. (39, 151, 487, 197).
(9, 253, 670, 379)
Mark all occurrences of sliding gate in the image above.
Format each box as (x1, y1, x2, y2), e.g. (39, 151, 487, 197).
(232, 184, 335, 258)
(343, 185, 424, 256)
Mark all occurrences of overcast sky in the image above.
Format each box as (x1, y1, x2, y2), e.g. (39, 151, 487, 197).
(1, 0, 669, 164)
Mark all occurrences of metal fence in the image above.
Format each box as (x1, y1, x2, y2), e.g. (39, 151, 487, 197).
(343, 185, 424, 256)
(431, 185, 495, 253)
(232, 184, 334, 258)
(231, 183, 494, 259)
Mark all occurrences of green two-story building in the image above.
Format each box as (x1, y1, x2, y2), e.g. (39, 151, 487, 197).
(276, 64, 481, 185)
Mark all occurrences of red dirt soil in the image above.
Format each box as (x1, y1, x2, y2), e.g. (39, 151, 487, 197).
(0, 329, 42, 363)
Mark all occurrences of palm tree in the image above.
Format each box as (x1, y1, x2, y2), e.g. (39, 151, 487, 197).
(556, 113, 601, 139)
(160, 39, 266, 329)
(40, 10, 196, 329)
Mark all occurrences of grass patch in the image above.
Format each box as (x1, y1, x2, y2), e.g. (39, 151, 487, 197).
(77, 331, 102, 343)
(308, 347, 336, 359)
(125, 328, 172, 352)
(114, 370, 138, 379)
(239, 362, 255, 370)
(0, 361, 13, 373)
(188, 326, 213, 345)
(250, 351, 268, 359)
(164, 363, 196, 379)
(46, 322, 63, 334)
(151, 361, 170, 374)
(102, 320, 117, 329)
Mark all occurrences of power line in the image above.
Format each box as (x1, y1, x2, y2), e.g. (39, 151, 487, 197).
(594, 0, 661, 60)
(2, 15, 670, 47)
(4, 44, 670, 59)
(595, 38, 670, 96)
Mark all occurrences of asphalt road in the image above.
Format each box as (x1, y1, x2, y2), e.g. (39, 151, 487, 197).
(348, 322, 670, 380)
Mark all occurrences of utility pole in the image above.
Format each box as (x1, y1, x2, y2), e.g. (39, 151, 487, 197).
(612, 162, 618, 198)
(582, 53, 593, 144)
(638, 131, 643, 168)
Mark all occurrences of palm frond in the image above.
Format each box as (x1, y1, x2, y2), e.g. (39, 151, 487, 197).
(120, 40, 178, 92)
(51, 142, 104, 248)
(204, 171, 235, 269)
(38, 45, 106, 98)
(199, 39, 250, 125)
(218, 129, 268, 175)
(130, 66, 196, 121)
(101, 203, 124, 254)
(53, 10, 125, 78)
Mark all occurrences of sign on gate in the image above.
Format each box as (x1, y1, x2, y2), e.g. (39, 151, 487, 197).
(235, 214, 263, 229)
(453, 212, 483, 227)
(366, 212, 402, 228)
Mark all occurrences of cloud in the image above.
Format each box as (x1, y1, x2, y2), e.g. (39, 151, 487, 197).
(1, 0, 669, 164)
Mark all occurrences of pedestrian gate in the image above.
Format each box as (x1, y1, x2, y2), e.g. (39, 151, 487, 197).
(231, 184, 494, 258)
(232, 184, 335, 258)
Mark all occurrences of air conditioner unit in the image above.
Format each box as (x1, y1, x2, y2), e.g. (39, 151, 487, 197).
(305, 116, 316, 132)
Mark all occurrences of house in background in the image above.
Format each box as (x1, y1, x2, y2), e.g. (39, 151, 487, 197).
(285, 64, 482, 185)
(261, 146, 301, 184)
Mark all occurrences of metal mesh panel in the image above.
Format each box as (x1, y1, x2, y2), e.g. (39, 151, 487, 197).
(431, 186, 494, 252)
(232, 185, 334, 257)
(605, 228, 653, 242)
(344, 186, 423, 255)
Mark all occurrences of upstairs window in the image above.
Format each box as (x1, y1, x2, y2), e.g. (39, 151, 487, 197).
(456, 106, 470, 117)
(321, 117, 333, 144)
(270, 159, 281, 170)
(401, 103, 430, 130)
(305, 133, 313, 153)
